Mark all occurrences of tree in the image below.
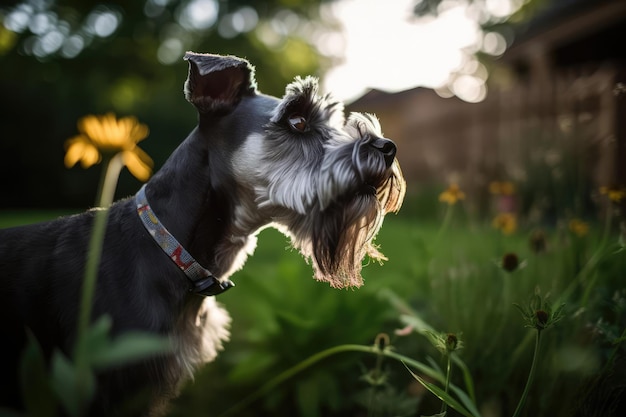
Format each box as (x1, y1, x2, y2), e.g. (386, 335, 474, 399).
(0, 0, 339, 207)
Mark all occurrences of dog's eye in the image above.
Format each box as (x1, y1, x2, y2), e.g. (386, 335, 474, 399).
(288, 114, 308, 133)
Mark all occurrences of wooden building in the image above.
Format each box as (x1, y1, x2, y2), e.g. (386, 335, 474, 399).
(348, 0, 626, 217)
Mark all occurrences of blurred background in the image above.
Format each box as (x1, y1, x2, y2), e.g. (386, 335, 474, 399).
(2, 0, 626, 416)
(1, 0, 625, 213)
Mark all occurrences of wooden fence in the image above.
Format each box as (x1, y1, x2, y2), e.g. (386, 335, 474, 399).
(349, 63, 625, 217)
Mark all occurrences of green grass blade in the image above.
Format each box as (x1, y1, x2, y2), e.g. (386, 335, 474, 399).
(403, 362, 478, 417)
(452, 354, 477, 405)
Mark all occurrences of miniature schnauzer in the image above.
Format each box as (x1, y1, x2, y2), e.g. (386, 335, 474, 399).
(0, 52, 405, 416)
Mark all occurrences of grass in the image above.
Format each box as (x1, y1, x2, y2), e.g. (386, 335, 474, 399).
(170, 205, 625, 417)
(0, 210, 77, 228)
(2, 202, 625, 417)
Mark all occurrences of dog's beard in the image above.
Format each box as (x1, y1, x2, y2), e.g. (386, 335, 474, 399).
(283, 158, 404, 289)
(252, 94, 406, 288)
(309, 193, 385, 288)
(306, 122, 405, 288)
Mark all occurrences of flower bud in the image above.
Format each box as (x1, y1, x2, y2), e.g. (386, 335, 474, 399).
(534, 310, 549, 329)
(529, 229, 547, 253)
(501, 252, 520, 272)
(446, 333, 458, 352)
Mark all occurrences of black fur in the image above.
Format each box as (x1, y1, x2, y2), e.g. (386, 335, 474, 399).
(0, 52, 405, 416)
(0, 53, 257, 417)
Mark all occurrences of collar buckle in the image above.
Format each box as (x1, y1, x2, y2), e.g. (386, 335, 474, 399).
(193, 276, 235, 296)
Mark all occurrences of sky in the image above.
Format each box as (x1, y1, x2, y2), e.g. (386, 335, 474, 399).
(322, 0, 514, 103)
(1, 0, 515, 103)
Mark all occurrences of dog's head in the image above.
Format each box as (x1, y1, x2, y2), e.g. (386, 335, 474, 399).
(184, 52, 406, 289)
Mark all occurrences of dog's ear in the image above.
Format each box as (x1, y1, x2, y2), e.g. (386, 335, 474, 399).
(184, 52, 257, 114)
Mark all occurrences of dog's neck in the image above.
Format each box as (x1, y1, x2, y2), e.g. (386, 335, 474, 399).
(139, 127, 259, 282)
(135, 184, 234, 296)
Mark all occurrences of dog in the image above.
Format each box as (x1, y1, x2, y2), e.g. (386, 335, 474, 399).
(0, 52, 405, 416)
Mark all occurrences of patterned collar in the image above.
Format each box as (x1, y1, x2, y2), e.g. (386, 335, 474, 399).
(135, 184, 234, 297)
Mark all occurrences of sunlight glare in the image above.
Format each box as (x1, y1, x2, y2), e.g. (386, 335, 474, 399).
(452, 74, 486, 103)
(177, 0, 218, 31)
(157, 38, 184, 64)
(4, 5, 32, 33)
(323, 0, 482, 102)
(485, 0, 525, 19)
(482, 31, 507, 56)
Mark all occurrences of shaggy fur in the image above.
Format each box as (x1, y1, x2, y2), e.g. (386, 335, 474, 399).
(0, 52, 405, 416)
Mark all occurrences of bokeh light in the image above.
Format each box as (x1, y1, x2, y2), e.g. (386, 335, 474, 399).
(323, 0, 524, 102)
(217, 7, 258, 38)
(0, 0, 526, 101)
(4, 1, 123, 59)
(176, 0, 218, 31)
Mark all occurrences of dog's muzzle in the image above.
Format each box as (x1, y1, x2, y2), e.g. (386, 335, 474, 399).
(354, 137, 399, 196)
(368, 137, 397, 168)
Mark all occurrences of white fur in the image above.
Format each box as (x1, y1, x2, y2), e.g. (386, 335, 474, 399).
(174, 297, 232, 380)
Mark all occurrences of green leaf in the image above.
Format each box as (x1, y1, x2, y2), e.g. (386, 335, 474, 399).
(82, 315, 113, 350)
(391, 353, 444, 382)
(513, 303, 528, 318)
(50, 350, 95, 417)
(380, 288, 422, 317)
(403, 362, 478, 417)
(451, 354, 479, 413)
(228, 351, 278, 382)
(88, 332, 171, 369)
(73, 315, 113, 368)
(449, 384, 482, 417)
(296, 376, 321, 417)
(399, 313, 436, 334)
(426, 355, 443, 374)
(19, 331, 57, 417)
(275, 310, 317, 329)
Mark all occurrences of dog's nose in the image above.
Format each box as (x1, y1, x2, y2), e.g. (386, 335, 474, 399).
(369, 138, 397, 167)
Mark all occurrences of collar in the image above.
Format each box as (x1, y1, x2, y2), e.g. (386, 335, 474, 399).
(135, 184, 234, 297)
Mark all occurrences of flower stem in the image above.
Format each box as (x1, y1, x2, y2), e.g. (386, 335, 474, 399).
(434, 203, 455, 247)
(440, 353, 452, 414)
(560, 214, 611, 307)
(217, 344, 444, 417)
(75, 154, 124, 370)
(512, 329, 542, 417)
(578, 207, 614, 307)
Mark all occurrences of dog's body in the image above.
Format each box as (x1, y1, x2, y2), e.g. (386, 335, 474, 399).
(0, 52, 405, 416)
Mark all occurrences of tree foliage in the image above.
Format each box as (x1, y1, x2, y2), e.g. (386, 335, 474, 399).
(0, 0, 338, 207)
(0, 0, 546, 208)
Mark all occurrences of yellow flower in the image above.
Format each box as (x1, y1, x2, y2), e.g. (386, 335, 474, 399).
(569, 218, 589, 237)
(599, 185, 626, 203)
(439, 183, 465, 205)
(489, 181, 516, 195)
(492, 213, 517, 235)
(64, 113, 153, 181)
